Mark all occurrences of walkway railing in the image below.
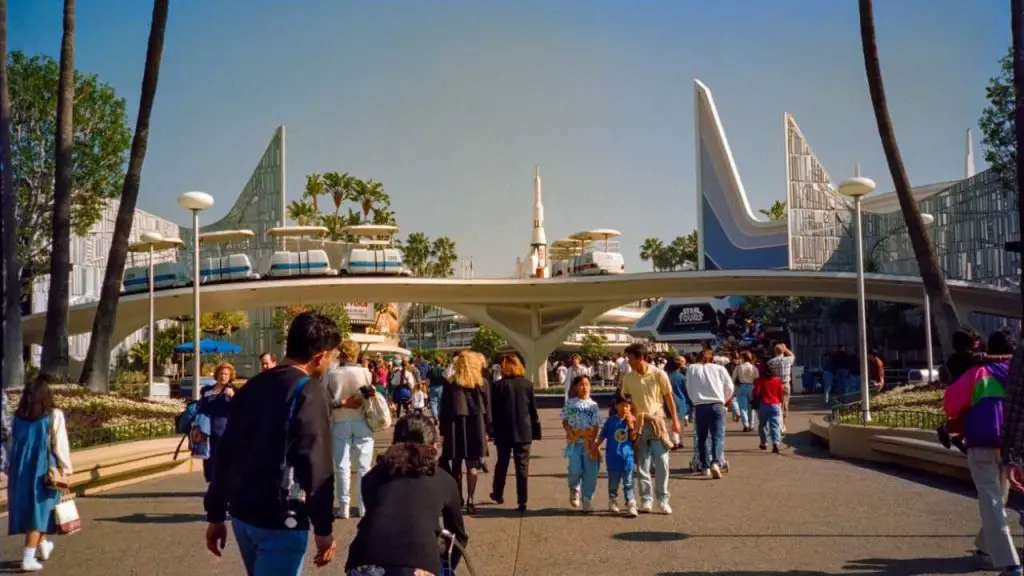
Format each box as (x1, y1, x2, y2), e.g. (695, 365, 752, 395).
(68, 420, 177, 450)
(829, 403, 944, 431)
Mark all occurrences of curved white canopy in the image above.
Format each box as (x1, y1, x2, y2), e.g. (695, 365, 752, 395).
(199, 229, 256, 243)
(127, 235, 184, 253)
(341, 224, 399, 238)
(571, 229, 622, 242)
(267, 226, 329, 238)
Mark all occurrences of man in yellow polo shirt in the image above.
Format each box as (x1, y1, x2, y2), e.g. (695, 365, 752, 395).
(620, 343, 680, 514)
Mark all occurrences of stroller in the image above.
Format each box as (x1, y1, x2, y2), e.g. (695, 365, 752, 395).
(439, 529, 475, 575)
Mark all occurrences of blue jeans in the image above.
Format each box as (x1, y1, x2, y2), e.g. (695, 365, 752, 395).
(695, 403, 726, 468)
(635, 420, 670, 502)
(232, 518, 308, 576)
(331, 418, 375, 516)
(835, 369, 851, 397)
(428, 386, 443, 419)
(823, 371, 834, 405)
(566, 440, 599, 500)
(607, 467, 635, 503)
(759, 403, 783, 446)
(736, 383, 755, 429)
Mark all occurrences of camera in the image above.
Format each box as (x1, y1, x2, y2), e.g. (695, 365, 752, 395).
(279, 465, 306, 529)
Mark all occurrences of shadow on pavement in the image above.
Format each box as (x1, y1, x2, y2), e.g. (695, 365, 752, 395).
(657, 556, 979, 576)
(95, 512, 206, 524)
(613, 531, 689, 542)
(473, 506, 582, 519)
(83, 491, 207, 500)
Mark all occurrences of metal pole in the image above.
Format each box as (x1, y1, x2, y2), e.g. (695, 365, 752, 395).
(192, 210, 202, 401)
(1013, 0, 1024, 319)
(148, 244, 155, 388)
(854, 196, 871, 422)
(923, 286, 934, 383)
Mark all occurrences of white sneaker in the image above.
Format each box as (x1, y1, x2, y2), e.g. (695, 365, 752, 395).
(582, 498, 593, 512)
(608, 498, 620, 513)
(37, 540, 54, 561)
(569, 489, 581, 509)
(640, 500, 653, 513)
(703, 468, 712, 478)
(21, 557, 43, 572)
(710, 463, 723, 479)
(627, 501, 639, 517)
(334, 506, 350, 519)
(657, 500, 673, 515)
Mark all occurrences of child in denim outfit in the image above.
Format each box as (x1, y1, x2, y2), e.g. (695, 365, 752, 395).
(560, 375, 602, 512)
(597, 393, 638, 517)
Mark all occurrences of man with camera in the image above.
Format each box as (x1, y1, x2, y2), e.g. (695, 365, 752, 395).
(204, 311, 341, 574)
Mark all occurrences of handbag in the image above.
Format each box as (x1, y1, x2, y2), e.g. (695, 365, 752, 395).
(54, 494, 82, 535)
(362, 369, 392, 432)
(46, 412, 71, 491)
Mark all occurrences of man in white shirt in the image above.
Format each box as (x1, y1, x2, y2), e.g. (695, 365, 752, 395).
(685, 350, 735, 479)
(562, 354, 591, 400)
(615, 352, 632, 385)
(767, 343, 796, 431)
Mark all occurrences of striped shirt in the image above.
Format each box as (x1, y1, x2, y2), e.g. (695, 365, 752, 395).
(767, 354, 796, 384)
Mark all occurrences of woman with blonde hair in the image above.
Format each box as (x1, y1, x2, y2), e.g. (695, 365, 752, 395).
(197, 362, 236, 483)
(326, 339, 377, 519)
(488, 353, 541, 512)
(439, 351, 491, 514)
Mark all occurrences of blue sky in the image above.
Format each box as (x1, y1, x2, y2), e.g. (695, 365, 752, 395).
(9, 1, 1009, 277)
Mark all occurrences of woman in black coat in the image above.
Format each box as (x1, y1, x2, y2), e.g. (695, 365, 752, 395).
(487, 353, 541, 512)
(439, 352, 491, 514)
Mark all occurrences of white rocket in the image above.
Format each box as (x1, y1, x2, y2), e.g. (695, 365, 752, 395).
(528, 166, 548, 278)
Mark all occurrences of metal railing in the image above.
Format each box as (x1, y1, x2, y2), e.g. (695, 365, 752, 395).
(829, 403, 944, 431)
(68, 420, 178, 450)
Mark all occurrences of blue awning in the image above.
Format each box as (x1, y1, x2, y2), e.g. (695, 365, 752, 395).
(174, 339, 242, 354)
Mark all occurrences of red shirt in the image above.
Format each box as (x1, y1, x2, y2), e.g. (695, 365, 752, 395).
(753, 376, 784, 406)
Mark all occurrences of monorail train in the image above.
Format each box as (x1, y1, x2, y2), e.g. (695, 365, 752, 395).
(549, 229, 626, 277)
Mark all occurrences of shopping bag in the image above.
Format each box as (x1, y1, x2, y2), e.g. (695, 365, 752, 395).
(54, 497, 82, 535)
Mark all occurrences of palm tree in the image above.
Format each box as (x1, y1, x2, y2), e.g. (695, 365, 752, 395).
(401, 232, 432, 277)
(639, 237, 664, 272)
(0, 0, 25, 389)
(352, 178, 388, 222)
(759, 200, 787, 221)
(371, 208, 397, 226)
(321, 171, 351, 216)
(40, 0, 76, 381)
(669, 233, 698, 269)
(320, 213, 345, 241)
(286, 200, 318, 226)
(78, 0, 170, 391)
(858, 0, 961, 355)
(430, 236, 458, 278)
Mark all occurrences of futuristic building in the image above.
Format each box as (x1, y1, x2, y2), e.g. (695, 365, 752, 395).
(29, 200, 182, 372)
(694, 79, 1020, 320)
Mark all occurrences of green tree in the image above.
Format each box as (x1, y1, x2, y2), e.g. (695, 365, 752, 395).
(401, 232, 432, 276)
(8, 51, 132, 273)
(127, 325, 177, 374)
(979, 48, 1014, 193)
(78, 0, 170, 392)
(39, 0, 77, 381)
(271, 304, 351, 344)
(470, 326, 505, 361)
(669, 232, 698, 268)
(858, 0, 961, 357)
(430, 236, 458, 278)
(579, 333, 608, 363)
(1, 0, 24, 390)
(639, 237, 664, 271)
(286, 199, 319, 226)
(759, 200, 787, 221)
(200, 310, 249, 337)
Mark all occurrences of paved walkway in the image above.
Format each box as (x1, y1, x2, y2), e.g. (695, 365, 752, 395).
(2, 397, 1016, 575)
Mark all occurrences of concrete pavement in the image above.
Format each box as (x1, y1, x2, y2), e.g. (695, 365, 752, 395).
(1, 397, 1013, 575)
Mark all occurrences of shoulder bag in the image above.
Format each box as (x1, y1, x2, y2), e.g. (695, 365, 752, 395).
(362, 368, 392, 432)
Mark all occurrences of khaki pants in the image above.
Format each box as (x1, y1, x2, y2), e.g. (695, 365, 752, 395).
(968, 447, 1020, 569)
(782, 383, 791, 420)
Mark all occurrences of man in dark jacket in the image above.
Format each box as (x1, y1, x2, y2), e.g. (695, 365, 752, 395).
(204, 311, 341, 573)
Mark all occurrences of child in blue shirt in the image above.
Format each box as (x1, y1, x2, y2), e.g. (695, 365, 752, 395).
(597, 392, 638, 517)
(560, 375, 602, 512)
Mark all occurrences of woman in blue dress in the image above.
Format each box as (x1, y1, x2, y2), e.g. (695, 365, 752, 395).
(198, 362, 236, 483)
(7, 376, 72, 572)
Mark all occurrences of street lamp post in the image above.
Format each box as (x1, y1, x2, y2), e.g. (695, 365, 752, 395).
(129, 232, 185, 390)
(919, 213, 935, 383)
(178, 191, 214, 401)
(839, 176, 877, 423)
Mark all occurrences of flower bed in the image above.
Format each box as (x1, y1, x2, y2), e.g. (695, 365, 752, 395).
(5, 385, 183, 448)
(871, 384, 943, 414)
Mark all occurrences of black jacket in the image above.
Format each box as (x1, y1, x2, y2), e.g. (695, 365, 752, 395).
(204, 365, 335, 536)
(489, 376, 541, 445)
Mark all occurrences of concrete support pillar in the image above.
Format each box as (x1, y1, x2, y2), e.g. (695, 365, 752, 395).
(445, 301, 626, 389)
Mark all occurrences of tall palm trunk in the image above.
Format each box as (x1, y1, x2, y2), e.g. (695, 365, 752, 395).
(858, 0, 961, 356)
(40, 0, 75, 381)
(79, 0, 169, 391)
(0, 0, 23, 390)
